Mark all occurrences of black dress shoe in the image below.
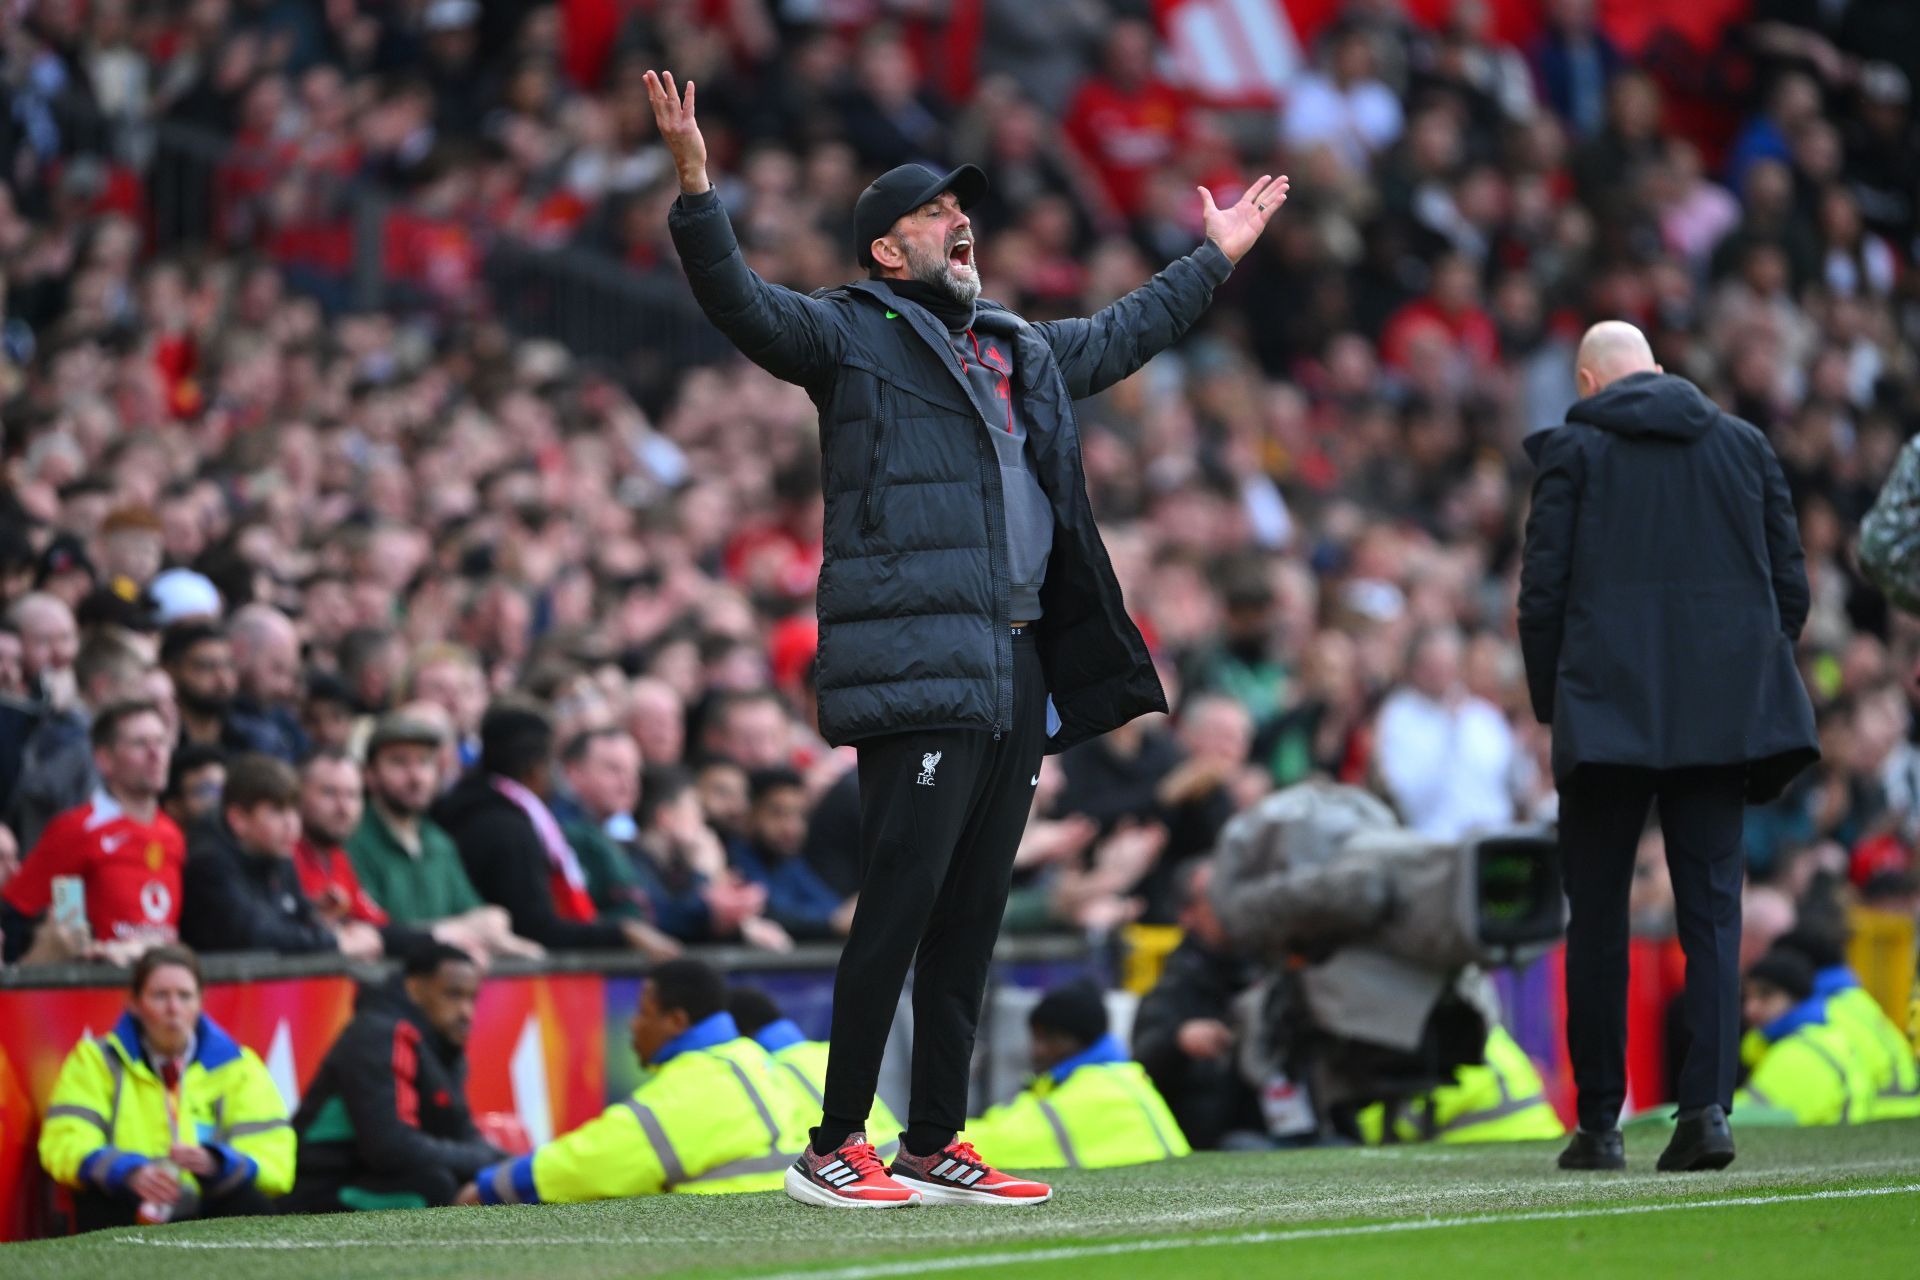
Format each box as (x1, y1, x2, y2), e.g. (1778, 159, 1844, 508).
(1658, 1105, 1735, 1172)
(1557, 1128, 1626, 1170)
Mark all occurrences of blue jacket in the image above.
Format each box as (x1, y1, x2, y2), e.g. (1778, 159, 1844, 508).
(728, 840, 843, 939)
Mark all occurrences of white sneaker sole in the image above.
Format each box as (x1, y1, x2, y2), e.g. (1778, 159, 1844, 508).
(891, 1174, 1053, 1206)
(784, 1165, 922, 1209)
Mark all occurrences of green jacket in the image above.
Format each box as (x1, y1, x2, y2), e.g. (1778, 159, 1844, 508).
(1736, 1003, 1876, 1126)
(474, 1015, 806, 1203)
(560, 820, 647, 922)
(750, 1022, 902, 1154)
(345, 807, 482, 925)
(960, 1037, 1189, 1169)
(1356, 1026, 1565, 1145)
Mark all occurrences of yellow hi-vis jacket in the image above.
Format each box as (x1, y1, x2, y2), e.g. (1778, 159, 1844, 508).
(40, 1011, 293, 1199)
(1813, 975, 1920, 1122)
(1356, 1026, 1567, 1144)
(959, 1036, 1189, 1169)
(1735, 1001, 1876, 1126)
(751, 1021, 903, 1155)
(474, 1014, 807, 1204)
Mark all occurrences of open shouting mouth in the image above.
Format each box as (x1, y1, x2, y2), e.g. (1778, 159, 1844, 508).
(948, 236, 974, 272)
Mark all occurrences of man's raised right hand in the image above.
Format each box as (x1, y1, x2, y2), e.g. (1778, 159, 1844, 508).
(644, 70, 709, 196)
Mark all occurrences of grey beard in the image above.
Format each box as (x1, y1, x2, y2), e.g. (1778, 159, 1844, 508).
(906, 242, 981, 305)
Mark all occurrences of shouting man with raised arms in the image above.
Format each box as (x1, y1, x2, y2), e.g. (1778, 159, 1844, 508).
(648, 70, 1286, 1208)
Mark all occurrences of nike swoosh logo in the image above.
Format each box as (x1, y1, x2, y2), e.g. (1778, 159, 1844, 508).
(102, 834, 129, 852)
(885, 310, 900, 319)
(1030, 775, 1040, 786)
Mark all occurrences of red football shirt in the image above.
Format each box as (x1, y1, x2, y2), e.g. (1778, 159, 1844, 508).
(292, 837, 390, 927)
(4, 792, 186, 944)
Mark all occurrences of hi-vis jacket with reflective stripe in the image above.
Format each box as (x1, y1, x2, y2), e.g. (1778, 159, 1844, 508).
(960, 1037, 1189, 1170)
(1736, 1001, 1876, 1126)
(475, 1015, 808, 1204)
(751, 1020, 902, 1155)
(1817, 976, 1920, 1121)
(40, 1011, 294, 1198)
(1356, 1026, 1566, 1145)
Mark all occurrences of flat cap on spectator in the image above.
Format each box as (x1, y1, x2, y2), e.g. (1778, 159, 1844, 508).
(366, 710, 448, 757)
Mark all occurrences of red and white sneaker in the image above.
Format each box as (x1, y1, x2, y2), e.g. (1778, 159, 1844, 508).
(785, 1134, 922, 1209)
(888, 1140, 1052, 1206)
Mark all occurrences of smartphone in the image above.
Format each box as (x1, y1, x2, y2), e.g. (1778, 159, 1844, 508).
(50, 876, 88, 935)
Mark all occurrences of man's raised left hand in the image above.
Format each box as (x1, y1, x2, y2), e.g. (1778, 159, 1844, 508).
(1200, 174, 1290, 265)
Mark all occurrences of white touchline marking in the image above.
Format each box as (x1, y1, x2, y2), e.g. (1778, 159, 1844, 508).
(102, 1181, 1920, 1256)
(99, 1209, 1253, 1252)
(743, 1183, 1920, 1280)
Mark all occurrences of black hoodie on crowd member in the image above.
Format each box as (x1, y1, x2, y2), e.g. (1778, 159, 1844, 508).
(284, 978, 502, 1211)
(1519, 370, 1819, 804)
(431, 769, 629, 951)
(180, 818, 339, 954)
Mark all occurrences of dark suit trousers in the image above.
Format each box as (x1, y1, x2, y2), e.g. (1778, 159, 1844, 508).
(1558, 764, 1745, 1131)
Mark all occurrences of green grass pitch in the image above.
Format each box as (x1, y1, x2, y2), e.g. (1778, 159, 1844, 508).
(7, 1121, 1918, 1280)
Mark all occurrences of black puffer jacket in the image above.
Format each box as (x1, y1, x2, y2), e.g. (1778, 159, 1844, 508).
(1519, 371, 1819, 801)
(670, 189, 1233, 749)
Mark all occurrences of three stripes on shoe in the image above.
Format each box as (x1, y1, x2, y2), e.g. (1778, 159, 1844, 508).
(912, 1157, 989, 1187)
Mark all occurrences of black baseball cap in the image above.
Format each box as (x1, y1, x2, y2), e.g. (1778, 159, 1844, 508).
(853, 163, 989, 270)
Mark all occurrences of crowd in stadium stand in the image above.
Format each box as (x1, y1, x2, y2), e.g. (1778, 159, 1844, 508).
(1, 0, 1918, 1158)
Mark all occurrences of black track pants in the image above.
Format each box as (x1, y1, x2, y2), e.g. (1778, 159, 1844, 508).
(816, 628, 1047, 1149)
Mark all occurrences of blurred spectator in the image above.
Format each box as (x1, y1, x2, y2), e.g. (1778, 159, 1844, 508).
(554, 726, 673, 928)
(162, 743, 227, 832)
(727, 767, 853, 940)
(302, 673, 358, 756)
(295, 752, 421, 954)
(285, 942, 503, 1212)
(633, 763, 782, 947)
(404, 644, 487, 770)
(10, 592, 79, 712)
(180, 753, 382, 957)
(346, 711, 539, 961)
(433, 702, 680, 957)
(1530, 0, 1624, 140)
(1063, 20, 1191, 221)
(2, 700, 182, 964)
(694, 756, 752, 842)
(1283, 24, 1406, 177)
(7, 629, 149, 848)
(162, 622, 278, 755)
(1374, 627, 1517, 839)
(836, 28, 951, 173)
(227, 604, 308, 761)
(1132, 859, 1264, 1150)
(699, 689, 802, 772)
